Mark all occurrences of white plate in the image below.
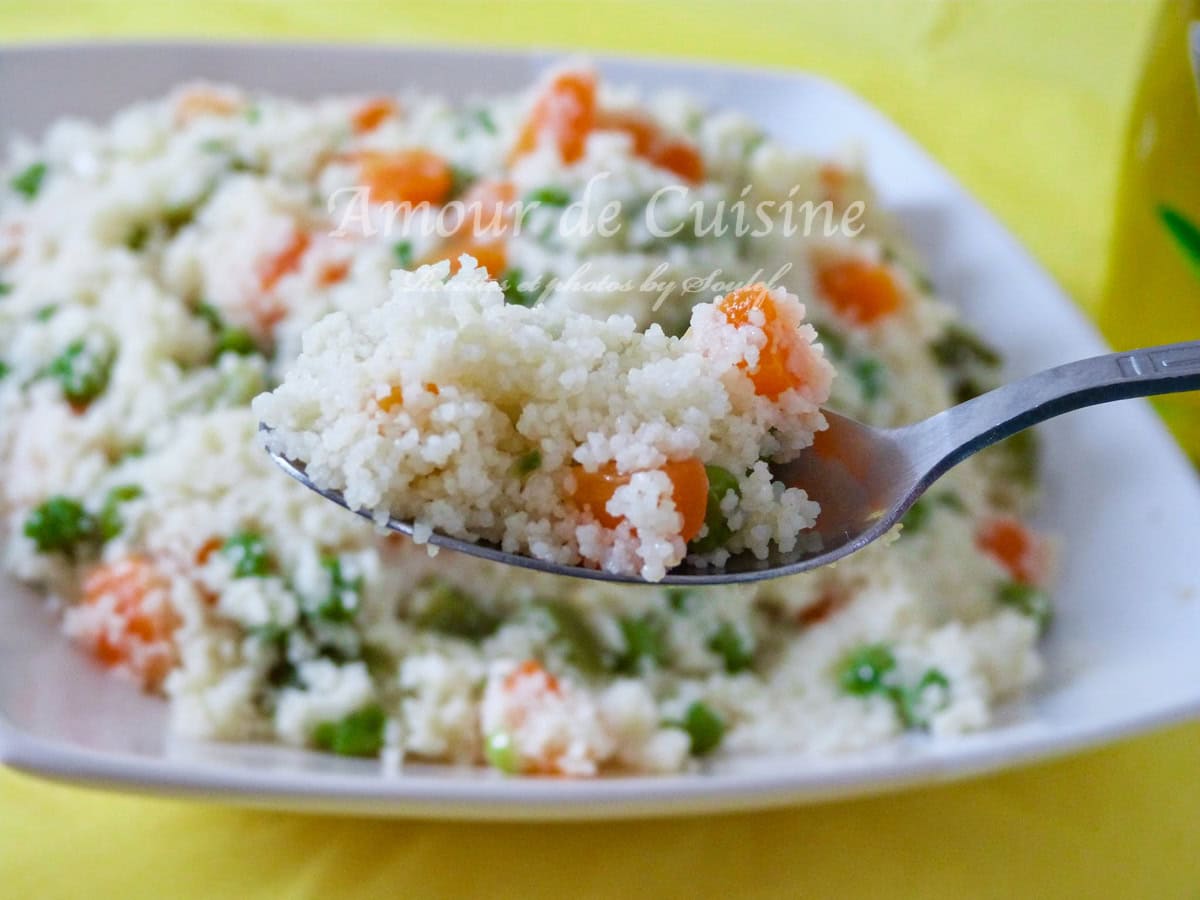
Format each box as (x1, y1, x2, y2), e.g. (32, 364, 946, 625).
(2, 41, 1199, 821)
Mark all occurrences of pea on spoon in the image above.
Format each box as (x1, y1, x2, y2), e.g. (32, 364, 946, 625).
(264, 339, 1200, 585)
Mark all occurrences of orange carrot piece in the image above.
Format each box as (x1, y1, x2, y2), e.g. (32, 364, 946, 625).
(718, 283, 809, 399)
(571, 458, 708, 542)
(82, 556, 177, 688)
(816, 258, 903, 326)
(358, 149, 454, 206)
(509, 70, 597, 165)
(977, 516, 1049, 586)
(596, 110, 705, 183)
(352, 98, 399, 133)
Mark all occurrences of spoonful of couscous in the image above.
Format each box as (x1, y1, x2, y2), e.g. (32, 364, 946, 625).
(255, 260, 1200, 585)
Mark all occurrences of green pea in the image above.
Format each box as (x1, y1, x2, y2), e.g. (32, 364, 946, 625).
(312, 705, 386, 757)
(539, 600, 605, 676)
(707, 621, 754, 673)
(415, 578, 498, 640)
(837, 642, 898, 696)
(852, 357, 885, 403)
(680, 701, 725, 756)
(484, 730, 521, 774)
(689, 465, 740, 554)
(614, 614, 667, 674)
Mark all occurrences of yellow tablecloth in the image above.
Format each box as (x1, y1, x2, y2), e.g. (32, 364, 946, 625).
(3, 1, 1199, 897)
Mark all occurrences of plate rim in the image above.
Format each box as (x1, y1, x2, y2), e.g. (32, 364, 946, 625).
(2, 38, 1199, 820)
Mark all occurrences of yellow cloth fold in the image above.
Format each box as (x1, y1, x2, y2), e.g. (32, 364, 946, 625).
(3, 1, 1199, 897)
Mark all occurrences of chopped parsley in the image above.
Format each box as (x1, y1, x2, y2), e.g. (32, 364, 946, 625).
(23, 496, 98, 557)
(316, 555, 363, 623)
(415, 578, 498, 641)
(392, 240, 414, 268)
(614, 614, 668, 674)
(221, 530, 274, 578)
(97, 484, 143, 541)
(689, 465, 740, 554)
(679, 701, 725, 756)
(10, 161, 47, 200)
(46, 339, 115, 408)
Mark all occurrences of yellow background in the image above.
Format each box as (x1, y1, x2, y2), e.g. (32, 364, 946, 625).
(3, 1, 1199, 897)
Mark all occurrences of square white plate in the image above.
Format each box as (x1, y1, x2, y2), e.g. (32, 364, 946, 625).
(2, 42, 1199, 821)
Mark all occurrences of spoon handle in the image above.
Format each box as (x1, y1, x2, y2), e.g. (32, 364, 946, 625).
(899, 339, 1200, 479)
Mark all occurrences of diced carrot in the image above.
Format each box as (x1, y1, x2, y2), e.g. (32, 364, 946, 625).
(570, 458, 708, 542)
(420, 179, 516, 278)
(352, 98, 399, 133)
(176, 88, 240, 124)
(82, 556, 177, 688)
(509, 70, 597, 165)
(504, 659, 561, 694)
(424, 382, 440, 396)
(816, 258, 903, 326)
(977, 516, 1050, 586)
(797, 586, 850, 626)
(376, 385, 404, 413)
(596, 110, 705, 183)
(718, 283, 809, 398)
(357, 149, 454, 206)
(437, 237, 508, 278)
(317, 259, 351, 286)
(259, 231, 312, 292)
(818, 163, 849, 202)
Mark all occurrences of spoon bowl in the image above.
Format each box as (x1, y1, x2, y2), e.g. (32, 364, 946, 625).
(264, 339, 1200, 585)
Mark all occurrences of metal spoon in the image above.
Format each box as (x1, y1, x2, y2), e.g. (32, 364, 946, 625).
(264, 339, 1200, 586)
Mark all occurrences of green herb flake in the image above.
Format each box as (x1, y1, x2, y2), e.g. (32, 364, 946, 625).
(526, 186, 571, 207)
(215, 327, 258, 357)
(0, 282, 12, 297)
(449, 164, 476, 198)
(665, 587, 694, 612)
(221, 529, 274, 578)
(500, 268, 540, 307)
(0, 360, 9, 380)
(416, 578, 498, 641)
(931, 324, 1002, 370)
(10, 162, 47, 200)
(312, 705, 386, 757)
(97, 484, 144, 541)
(392, 240, 414, 268)
(707, 621, 754, 674)
(614, 614, 667, 674)
(23, 496, 98, 556)
(996, 581, 1052, 632)
(540, 600, 606, 676)
(680, 701, 725, 757)
(814, 322, 847, 359)
(852, 357, 886, 403)
(895, 668, 951, 729)
(513, 449, 542, 476)
(46, 339, 115, 408)
(35, 304, 59, 322)
(124, 222, 151, 251)
(317, 555, 364, 623)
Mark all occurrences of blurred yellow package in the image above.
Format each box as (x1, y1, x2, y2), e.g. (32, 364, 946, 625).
(1101, 1, 1200, 462)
